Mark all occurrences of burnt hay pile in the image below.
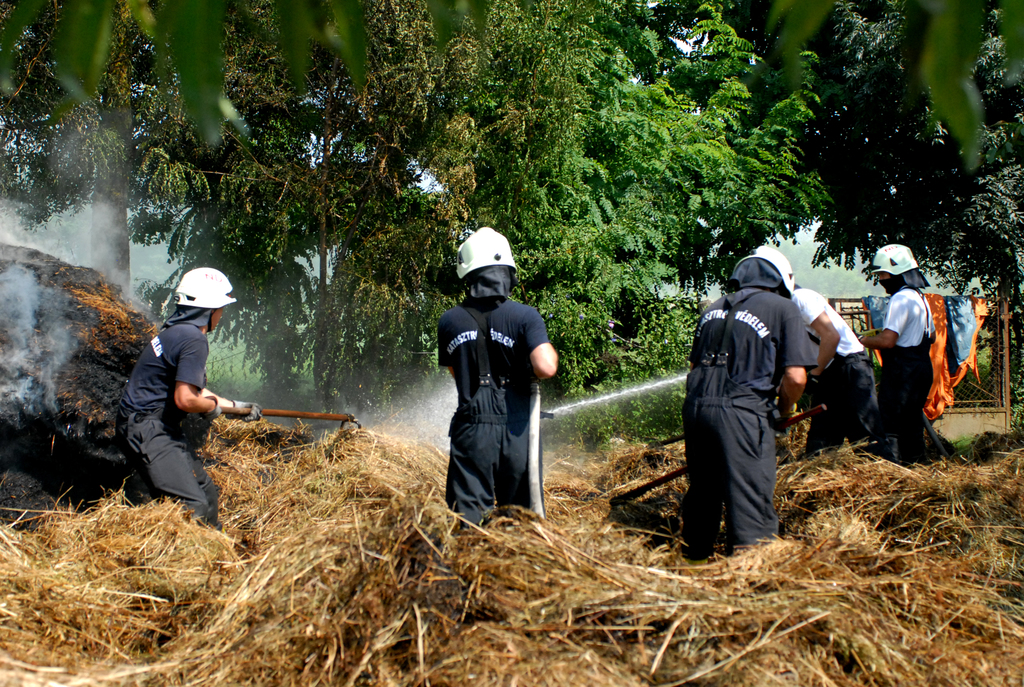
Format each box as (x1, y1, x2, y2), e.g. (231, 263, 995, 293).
(0, 244, 157, 517)
(0, 422, 1022, 687)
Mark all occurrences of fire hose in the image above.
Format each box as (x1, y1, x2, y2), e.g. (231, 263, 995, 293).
(528, 378, 545, 518)
(609, 404, 827, 506)
(221, 406, 360, 427)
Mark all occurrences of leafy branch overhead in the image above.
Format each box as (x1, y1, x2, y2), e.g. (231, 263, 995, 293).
(771, 0, 1023, 170)
(0, 0, 488, 144)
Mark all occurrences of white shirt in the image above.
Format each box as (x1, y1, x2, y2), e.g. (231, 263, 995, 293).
(792, 288, 865, 358)
(883, 287, 933, 347)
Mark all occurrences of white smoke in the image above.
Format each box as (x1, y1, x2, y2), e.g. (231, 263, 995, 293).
(366, 374, 458, 450)
(0, 263, 75, 414)
(0, 200, 173, 305)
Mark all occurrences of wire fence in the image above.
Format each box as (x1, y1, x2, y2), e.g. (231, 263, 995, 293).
(830, 297, 1008, 411)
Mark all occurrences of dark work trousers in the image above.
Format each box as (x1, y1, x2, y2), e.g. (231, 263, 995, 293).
(446, 383, 537, 525)
(805, 352, 893, 462)
(115, 409, 220, 527)
(681, 365, 777, 560)
(878, 341, 934, 465)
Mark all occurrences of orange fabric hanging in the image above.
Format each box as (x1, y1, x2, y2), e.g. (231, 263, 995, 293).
(948, 297, 988, 387)
(924, 293, 951, 420)
(923, 295, 989, 419)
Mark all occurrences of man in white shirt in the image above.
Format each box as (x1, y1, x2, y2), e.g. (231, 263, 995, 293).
(791, 287, 892, 461)
(859, 245, 935, 465)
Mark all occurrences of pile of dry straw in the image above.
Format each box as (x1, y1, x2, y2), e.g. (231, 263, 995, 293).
(1, 420, 1022, 686)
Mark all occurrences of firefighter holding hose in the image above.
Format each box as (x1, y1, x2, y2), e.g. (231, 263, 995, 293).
(115, 268, 262, 528)
(438, 227, 559, 525)
(681, 247, 817, 562)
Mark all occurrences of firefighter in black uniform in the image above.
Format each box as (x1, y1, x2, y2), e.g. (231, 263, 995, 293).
(116, 268, 262, 528)
(681, 247, 817, 562)
(859, 244, 935, 465)
(437, 227, 559, 525)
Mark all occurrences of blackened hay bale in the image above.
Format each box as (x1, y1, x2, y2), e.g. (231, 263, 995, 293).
(0, 244, 155, 518)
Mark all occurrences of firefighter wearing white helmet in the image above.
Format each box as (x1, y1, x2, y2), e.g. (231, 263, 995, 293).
(438, 227, 559, 525)
(679, 246, 817, 563)
(116, 267, 261, 529)
(175, 267, 238, 309)
(860, 244, 935, 464)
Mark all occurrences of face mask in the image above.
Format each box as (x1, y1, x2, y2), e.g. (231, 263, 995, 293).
(879, 273, 906, 295)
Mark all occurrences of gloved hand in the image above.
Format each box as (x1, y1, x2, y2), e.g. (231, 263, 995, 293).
(202, 403, 222, 420)
(233, 401, 263, 423)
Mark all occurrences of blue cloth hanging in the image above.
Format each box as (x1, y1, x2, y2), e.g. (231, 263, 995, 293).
(944, 296, 978, 375)
(862, 296, 889, 331)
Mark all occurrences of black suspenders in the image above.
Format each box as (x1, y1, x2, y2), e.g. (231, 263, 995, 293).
(461, 305, 498, 388)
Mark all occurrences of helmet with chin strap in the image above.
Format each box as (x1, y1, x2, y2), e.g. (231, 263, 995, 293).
(869, 244, 918, 276)
(175, 268, 237, 309)
(456, 227, 517, 279)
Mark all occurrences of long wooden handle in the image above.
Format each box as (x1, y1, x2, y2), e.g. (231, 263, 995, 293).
(609, 466, 689, 505)
(610, 404, 827, 505)
(221, 406, 357, 423)
(777, 403, 826, 430)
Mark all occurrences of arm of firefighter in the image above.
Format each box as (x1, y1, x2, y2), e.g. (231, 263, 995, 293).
(530, 343, 559, 379)
(174, 382, 233, 414)
(778, 366, 807, 417)
(809, 313, 840, 376)
(860, 329, 899, 350)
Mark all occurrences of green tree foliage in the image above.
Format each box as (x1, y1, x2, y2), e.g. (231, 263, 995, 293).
(7, 0, 1020, 170)
(0, 0, 481, 144)
(131, 0, 480, 410)
(797, 0, 1024, 301)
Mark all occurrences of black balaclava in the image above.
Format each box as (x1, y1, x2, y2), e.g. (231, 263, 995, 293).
(464, 265, 518, 303)
(727, 257, 789, 297)
(163, 304, 214, 331)
(879, 268, 929, 295)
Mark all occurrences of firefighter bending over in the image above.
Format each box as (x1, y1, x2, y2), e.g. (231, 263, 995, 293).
(681, 247, 817, 562)
(116, 268, 262, 528)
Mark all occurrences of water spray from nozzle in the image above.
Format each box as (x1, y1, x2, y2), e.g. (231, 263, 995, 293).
(549, 371, 690, 417)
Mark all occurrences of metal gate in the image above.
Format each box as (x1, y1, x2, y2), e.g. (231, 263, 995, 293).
(829, 296, 1012, 438)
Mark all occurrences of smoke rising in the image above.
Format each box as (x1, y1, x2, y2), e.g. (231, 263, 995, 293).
(0, 262, 75, 417)
(0, 201, 154, 300)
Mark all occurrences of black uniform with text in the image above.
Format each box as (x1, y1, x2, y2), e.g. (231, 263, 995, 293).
(438, 298, 550, 524)
(682, 288, 816, 560)
(116, 315, 220, 526)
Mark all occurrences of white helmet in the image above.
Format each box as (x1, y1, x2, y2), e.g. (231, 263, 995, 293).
(869, 244, 918, 275)
(734, 246, 795, 297)
(175, 268, 237, 309)
(456, 227, 517, 279)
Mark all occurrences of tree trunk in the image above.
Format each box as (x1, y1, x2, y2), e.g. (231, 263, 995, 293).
(93, 1, 133, 291)
(313, 59, 341, 410)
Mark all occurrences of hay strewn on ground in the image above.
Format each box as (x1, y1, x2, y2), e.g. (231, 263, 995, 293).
(1, 423, 1023, 686)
